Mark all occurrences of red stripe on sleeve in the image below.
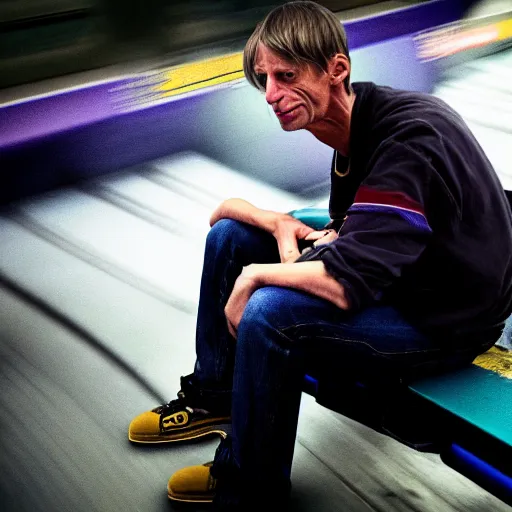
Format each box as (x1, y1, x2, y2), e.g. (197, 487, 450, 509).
(353, 186, 425, 215)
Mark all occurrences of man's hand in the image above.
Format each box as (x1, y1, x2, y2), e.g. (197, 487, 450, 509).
(304, 228, 338, 248)
(272, 214, 317, 263)
(210, 199, 336, 264)
(273, 214, 339, 262)
(224, 265, 260, 338)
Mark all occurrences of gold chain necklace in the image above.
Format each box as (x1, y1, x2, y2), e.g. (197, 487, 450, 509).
(334, 151, 350, 178)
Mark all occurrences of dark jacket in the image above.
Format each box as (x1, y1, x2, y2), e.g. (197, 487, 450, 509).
(309, 82, 512, 347)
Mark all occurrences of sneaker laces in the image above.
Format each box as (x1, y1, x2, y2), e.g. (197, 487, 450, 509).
(153, 390, 194, 415)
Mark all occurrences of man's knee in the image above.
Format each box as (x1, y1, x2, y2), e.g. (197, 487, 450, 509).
(236, 288, 303, 361)
(207, 219, 243, 245)
(206, 219, 260, 250)
(239, 287, 292, 334)
(206, 220, 246, 257)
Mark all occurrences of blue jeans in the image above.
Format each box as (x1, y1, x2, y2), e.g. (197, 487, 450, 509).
(192, 219, 489, 506)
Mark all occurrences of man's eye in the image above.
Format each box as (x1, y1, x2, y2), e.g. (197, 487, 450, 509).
(284, 72, 295, 79)
(256, 74, 267, 88)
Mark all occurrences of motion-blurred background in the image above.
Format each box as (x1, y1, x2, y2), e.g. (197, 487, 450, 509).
(1, 2, 512, 511)
(0, 1, 420, 89)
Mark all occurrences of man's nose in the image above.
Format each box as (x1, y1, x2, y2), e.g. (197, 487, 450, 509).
(265, 77, 283, 105)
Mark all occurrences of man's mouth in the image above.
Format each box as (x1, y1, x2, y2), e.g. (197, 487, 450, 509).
(276, 106, 299, 117)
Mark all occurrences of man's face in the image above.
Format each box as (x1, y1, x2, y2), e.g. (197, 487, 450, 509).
(253, 43, 332, 132)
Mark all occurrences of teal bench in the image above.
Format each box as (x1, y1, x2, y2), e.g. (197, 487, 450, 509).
(291, 207, 512, 507)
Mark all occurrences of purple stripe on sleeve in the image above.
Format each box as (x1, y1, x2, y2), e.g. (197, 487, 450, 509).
(348, 204, 432, 233)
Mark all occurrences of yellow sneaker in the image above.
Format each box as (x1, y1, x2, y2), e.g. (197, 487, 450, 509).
(167, 462, 216, 503)
(129, 373, 231, 443)
(128, 392, 230, 443)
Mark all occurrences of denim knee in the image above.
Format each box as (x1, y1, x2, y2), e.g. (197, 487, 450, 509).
(207, 218, 267, 253)
(238, 287, 293, 341)
(206, 219, 244, 249)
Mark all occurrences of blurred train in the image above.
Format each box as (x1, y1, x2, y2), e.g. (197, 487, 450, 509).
(0, 1, 403, 89)
(2, 0, 512, 204)
(1, 0, 511, 90)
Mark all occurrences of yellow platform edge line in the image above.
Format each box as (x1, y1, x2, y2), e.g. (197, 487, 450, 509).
(496, 18, 512, 40)
(161, 71, 245, 98)
(157, 53, 244, 96)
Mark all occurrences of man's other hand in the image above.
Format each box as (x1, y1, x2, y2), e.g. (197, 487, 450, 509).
(305, 228, 338, 248)
(225, 265, 260, 339)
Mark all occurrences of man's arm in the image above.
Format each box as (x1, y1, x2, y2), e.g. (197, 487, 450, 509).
(224, 260, 348, 337)
(210, 198, 323, 263)
(247, 261, 349, 309)
(209, 198, 277, 232)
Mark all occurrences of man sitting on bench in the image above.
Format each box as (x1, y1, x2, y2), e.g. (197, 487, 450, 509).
(128, 1, 512, 509)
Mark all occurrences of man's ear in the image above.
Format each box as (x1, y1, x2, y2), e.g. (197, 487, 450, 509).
(329, 54, 350, 86)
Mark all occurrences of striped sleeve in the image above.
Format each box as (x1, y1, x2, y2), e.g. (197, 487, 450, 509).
(318, 142, 435, 311)
(349, 186, 432, 234)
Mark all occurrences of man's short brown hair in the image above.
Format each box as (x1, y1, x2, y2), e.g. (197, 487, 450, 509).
(244, 1, 351, 94)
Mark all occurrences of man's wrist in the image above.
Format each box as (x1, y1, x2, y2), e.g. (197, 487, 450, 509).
(241, 263, 266, 287)
(255, 209, 280, 234)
